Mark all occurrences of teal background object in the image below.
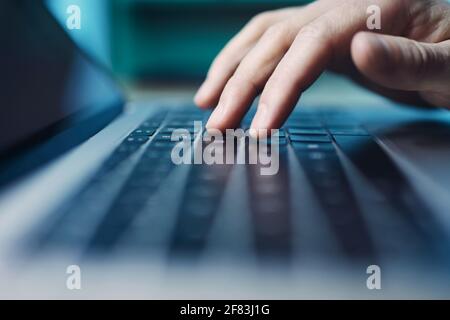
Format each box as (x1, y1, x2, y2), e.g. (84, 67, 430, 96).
(110, 0, 312, 81)
(46, 0, 112, 67)
(46, 1, 313, 81)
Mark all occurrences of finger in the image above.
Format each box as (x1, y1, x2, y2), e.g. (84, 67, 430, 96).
(194, 9, 296, 108)
(205, 10, 331, 131)
(351, 32, 450, 93)
(251, 30, 330, 134)
(251, 3, 369, 134)
(342, 63, 436, 108)
(205, 22, 297, 130)
(205, 2, 335, 128)
(195, 0, 334, 109)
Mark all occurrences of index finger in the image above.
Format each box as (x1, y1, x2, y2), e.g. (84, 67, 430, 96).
(194, 8, 300, 108)
(251, 2, 373, 134)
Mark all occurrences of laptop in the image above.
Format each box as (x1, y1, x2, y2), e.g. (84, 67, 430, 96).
(1, 0, 450, 299)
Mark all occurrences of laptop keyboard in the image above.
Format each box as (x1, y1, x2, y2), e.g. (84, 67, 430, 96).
(31, 107, 449, 264)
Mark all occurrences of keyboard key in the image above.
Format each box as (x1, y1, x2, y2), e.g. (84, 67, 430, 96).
(328, 126, 369, 136)
(153, 134, 174, 141)
(306, 151, 331, 160)
(287, 122, 323, 128)
(125, 136, 150, 144)
(166, 119, 196, 125)
(160, 127, 197, 134)
(289, 135, 331, 143)
(116, 144, 140, 154)
(288, 128, 327, 135)
(130, 128, 156, 137)
(151, 141, 177, 149)
(322, 116, 357, 127)
(258, 136, 288, 145)
(140, 121, 162, 129)
(291, 142, 335, 151)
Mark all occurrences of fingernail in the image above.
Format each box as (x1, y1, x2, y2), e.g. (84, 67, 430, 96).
(250, 103, 271, 136)
(206, 101, 224, 129)
(194, 82, 210, 105)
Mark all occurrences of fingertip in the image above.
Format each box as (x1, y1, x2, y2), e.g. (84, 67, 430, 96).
(250, 103, 270, 132)
(194, 99, 212, 109)
(194, 83, 212, 108)
(250, 103, 285, 138)
(205, 104, 226, 132)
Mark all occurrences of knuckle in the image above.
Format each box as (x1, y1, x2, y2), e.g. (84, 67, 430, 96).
(248, 11, 274, 29)
(296, 23, 327, 41)
(228, 74, 260, 95)
(225, 76, 244, 93)
(260, 77, 281, 100)
(263, 22, 291, 40)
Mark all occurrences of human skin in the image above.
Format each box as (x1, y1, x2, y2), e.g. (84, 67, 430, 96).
(194, 0, 450, 136)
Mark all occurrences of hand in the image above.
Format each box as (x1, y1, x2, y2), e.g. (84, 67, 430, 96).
(194, 0, 450, 136)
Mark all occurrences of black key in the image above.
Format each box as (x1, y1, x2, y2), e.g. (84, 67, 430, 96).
(246, 150, 292, 260)
(291, 142, 335, 151)
(289, 135, 331, 143)
(288, 128, 327, 135)
(323, 117, 358, 127)
(329, 126, 369, 136)
(130, 128, 156, 137)
(153, 134, 174, 141)
(167, 133, 197, 141)
(151, 141, 177, 149)
(116, 144, 140, 154)
(170, 164, 233, 256)
(267, 138, 288, 146)
(125, 136, 150, 144)
(160, 127, 197, 134)
(165, 120, 197, 126)
(257, 135, 288, 145)
(288, 122, 323, 128)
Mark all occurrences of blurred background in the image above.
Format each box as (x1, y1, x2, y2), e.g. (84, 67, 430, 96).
(46, 0, 311, 83)
(45, 0, 391, 106)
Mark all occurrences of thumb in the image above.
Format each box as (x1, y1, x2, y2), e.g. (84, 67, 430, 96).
(351, 32, 450, 94)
